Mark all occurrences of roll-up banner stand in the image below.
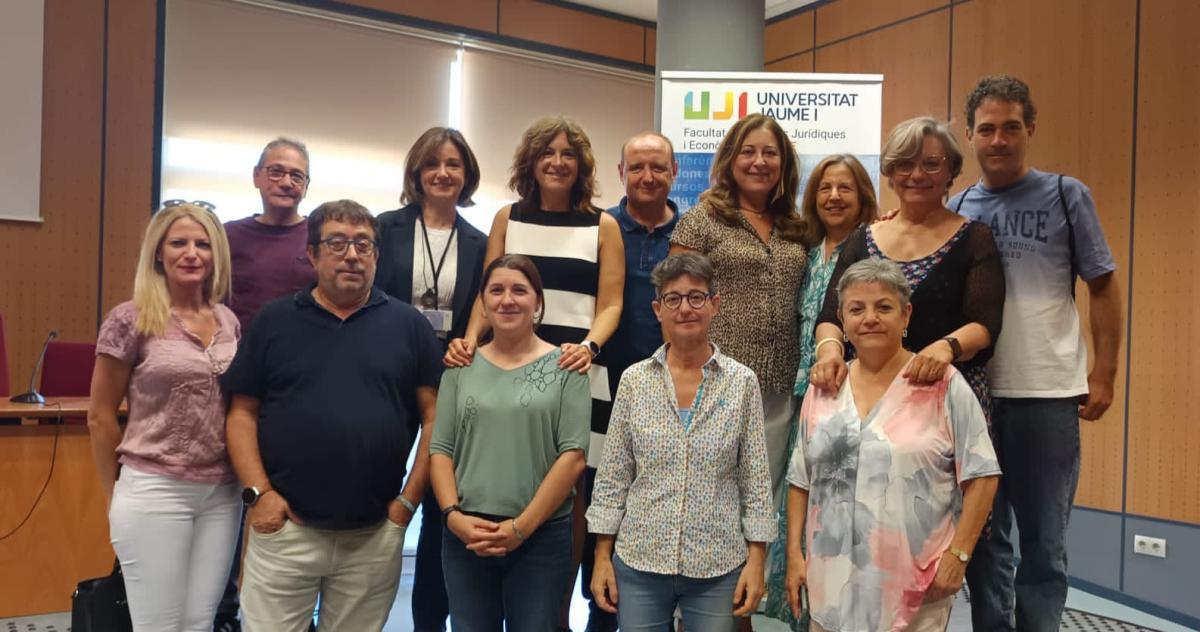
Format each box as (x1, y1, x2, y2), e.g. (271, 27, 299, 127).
(659, 71, 884, 212)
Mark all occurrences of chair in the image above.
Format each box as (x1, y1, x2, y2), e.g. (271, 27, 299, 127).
(40, 340, 97, 424)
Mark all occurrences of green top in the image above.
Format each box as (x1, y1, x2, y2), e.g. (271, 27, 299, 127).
(430, 348, 591, 519)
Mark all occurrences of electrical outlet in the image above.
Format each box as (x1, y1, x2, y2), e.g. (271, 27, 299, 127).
(1133, 535, 1167, 559)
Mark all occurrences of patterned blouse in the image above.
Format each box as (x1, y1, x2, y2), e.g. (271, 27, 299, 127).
(586, 344, 777, 578)
(794, 241, 846, 396)
(96, 301, 240, 484)
(671, 205, 808, 395)
(788, 362, 1001, 632)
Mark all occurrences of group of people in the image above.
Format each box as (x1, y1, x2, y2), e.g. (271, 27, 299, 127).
(85, 73, 1121, 632)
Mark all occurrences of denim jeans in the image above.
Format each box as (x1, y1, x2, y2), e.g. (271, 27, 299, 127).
(412, 489, 449, 631)
(612, 553, 742, 632)
(442, 515, 573, 632)
(965, 397, 1081, 632)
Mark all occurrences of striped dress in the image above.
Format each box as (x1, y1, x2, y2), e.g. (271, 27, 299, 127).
(505, 205, 611, 467)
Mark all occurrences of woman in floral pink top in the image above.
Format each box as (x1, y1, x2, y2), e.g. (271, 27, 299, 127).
(784, 258, 1000, 632)
(88, 202, 241, 631)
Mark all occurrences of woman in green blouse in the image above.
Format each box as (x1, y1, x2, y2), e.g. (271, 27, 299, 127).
(430, 254, 591, 631)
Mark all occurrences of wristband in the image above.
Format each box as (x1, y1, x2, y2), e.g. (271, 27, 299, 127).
(441, 504, 463, 525)
(511, 518, 526, 541)
(396, 494, 417, 514)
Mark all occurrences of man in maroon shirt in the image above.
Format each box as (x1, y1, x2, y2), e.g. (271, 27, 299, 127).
(223, 137, 318, 333)
(215, 137, 318, 632)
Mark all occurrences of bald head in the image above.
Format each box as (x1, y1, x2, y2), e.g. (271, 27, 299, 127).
(619, 131, 678, 214)
(620, 132, 676, 168)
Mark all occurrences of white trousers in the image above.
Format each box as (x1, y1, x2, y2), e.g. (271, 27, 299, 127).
(109, 466, 241, 632)
(240, 518, 406, 632)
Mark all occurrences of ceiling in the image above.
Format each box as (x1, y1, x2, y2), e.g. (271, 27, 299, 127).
(564, 0, 822, 23)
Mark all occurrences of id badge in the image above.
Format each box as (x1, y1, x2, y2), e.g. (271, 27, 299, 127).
(421, 308, 453, 334)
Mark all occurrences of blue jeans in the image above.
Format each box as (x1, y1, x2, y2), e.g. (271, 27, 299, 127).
(612, 553, 742, 632)
(442, 515, 573, 632)
(966, 397, 1081, 632)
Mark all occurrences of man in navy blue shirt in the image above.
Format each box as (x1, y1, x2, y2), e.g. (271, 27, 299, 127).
(223, 200, 442, 632)
(576, 132, 679, 632)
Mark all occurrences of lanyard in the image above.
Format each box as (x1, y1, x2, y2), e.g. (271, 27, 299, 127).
(418, 214, 457, 309)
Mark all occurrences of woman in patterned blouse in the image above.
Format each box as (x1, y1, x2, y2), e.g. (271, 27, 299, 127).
(669, 113, 809, 528)
(786, 258, 1000, 632)
(764, 154, 880, 629)
(88, 202, 242, 630)
(587, 252, 776, 632)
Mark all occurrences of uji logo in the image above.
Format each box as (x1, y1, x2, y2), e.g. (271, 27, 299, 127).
(684, 91, 749, 120)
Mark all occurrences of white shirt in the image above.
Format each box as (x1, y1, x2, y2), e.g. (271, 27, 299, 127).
(411, 225, 457, 311)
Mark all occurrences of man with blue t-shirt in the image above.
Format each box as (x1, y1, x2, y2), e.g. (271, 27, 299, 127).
(950, 75, 1123, 632)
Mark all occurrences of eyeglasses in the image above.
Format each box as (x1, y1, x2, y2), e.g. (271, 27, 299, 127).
(658, 290, 713, 310)
(892, 155, 947, 176)
(161, 199, 217, 213)
(317, 236, 378, 257)
(260, 165, 309, 186)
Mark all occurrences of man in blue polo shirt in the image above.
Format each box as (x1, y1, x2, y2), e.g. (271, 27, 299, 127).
(574, 131, 679, 632)
(223, 200, 442, 632)
(950, 76, 1122, 632)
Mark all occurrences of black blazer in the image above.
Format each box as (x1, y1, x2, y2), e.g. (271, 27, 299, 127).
(375, 203, 488, 343)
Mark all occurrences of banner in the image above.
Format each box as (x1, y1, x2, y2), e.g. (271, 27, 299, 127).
(660, 71, 883, 212)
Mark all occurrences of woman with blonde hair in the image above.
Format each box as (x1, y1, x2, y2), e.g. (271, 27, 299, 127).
(670, 113, 808, 517)
(445, 115, 625, 630)
(88, 201, 242, 631)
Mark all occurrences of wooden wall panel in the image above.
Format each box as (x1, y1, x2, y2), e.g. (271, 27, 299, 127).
(765, 10, 814, 63)
(498, 0, 645, 65)
(951, 0, 1135, 511)
(815, 0, 944, 46)
(1127, 0, 1200, 524)
(765, 52, 813, 73)
(0, 0, 105, 396)
(100, 0, 160, 314)
(815, 10, 949, 210)
(342, 0, 500, 33)
(645, 26, 655, 66)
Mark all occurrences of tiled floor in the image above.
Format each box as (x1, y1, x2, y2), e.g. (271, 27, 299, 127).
(3, 565, 1193, 631)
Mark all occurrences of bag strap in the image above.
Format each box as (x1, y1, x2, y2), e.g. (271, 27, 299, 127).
(1058, 174, 1078, 299)
(953, 185, 974, 213)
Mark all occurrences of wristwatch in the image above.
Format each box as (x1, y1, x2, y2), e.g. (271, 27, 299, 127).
(581, 340, 600, 357)
(948, 547, 970, 563)
(940, 336, 963, 361)
(241, 485, 269, 507)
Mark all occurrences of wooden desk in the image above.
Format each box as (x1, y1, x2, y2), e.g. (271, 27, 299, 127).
(0, 397, 125, 617)
(0, 397, 108, 422)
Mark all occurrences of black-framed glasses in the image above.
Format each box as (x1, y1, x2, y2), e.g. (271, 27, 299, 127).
(161, 199, 217, 213)
(317, 236, 378, 257)
(893, 155, 947, 176)
(658, 290, 713, 310)
(260, 165, 309, 186)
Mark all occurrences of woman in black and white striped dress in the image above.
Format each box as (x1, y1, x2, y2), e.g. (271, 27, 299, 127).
(445, 115, 625, 628)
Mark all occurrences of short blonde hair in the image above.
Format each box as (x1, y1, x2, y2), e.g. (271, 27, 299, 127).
(880, 116, 964, 189)
(132, 204, 231, 335)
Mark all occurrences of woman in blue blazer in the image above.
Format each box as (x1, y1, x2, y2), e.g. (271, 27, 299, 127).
(374, 126, 487, 632)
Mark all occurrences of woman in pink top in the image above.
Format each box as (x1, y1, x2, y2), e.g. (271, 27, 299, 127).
(784, 258, 999, 632)
(88, 202, 242, 631)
